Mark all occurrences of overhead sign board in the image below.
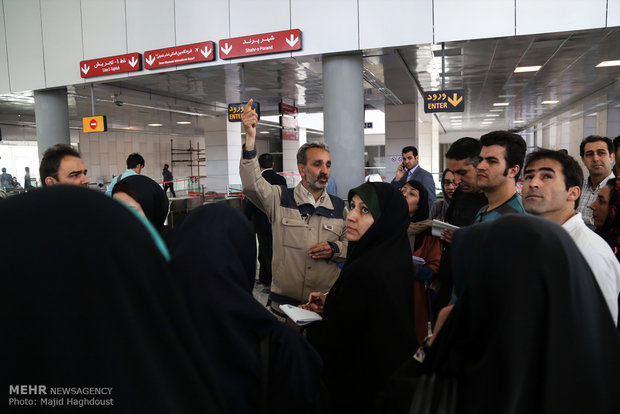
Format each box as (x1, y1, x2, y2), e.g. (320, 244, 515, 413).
(82, 116, 107, 133)
(144, 41, 215, 69)
(80, 53, 141, 78)
(423, 89, 464, 113)
(219, 29, 302, 60)
(279, 102, 298, 116)
(281, 128, 298, 141)
(279, 116, 297, 130)
(228, 101, 260, 122)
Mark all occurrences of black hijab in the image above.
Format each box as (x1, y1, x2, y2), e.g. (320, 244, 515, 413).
(423, 214, 620, 413)
(113, 174, 169, 232)
(310, 182, 416, 413)
(170, 203, 325, 414)
(2, 186, 224, 413)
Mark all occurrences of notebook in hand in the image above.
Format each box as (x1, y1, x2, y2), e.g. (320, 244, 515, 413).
(431, 219, 460, 238)
(279, 304, 323, 326)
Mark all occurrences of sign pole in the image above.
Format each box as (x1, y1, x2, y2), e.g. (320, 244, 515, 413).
(441, 42, 446, 91)
(90, 84, 95, 116)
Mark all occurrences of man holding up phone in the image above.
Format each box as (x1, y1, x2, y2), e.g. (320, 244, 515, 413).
(391, 146, 436, 210)
(239, 100, 348, 322)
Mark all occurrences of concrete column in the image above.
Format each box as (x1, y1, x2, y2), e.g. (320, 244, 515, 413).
(203, 117, 241, 194)
(385, 103, 417, 182)
(34, 88, 70, 161)
(323, 53, 364, 199)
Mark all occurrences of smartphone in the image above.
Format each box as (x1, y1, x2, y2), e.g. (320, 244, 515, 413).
(401, 162, 406, 171)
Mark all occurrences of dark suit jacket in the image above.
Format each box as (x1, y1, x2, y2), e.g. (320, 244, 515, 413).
(390, 166, 437, 211)
(244, 169, 287, 234)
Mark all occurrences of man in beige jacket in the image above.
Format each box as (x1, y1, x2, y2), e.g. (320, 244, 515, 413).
(240, 100, 348, 319)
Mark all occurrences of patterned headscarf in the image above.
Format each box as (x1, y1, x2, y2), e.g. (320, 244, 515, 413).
(598, 176, 620, 261)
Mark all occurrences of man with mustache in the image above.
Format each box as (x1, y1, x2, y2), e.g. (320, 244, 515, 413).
(239, 100, 348, 321)
(522, 148, 620, 326)
(577, 135, 615, 228)
(474, 130, 527, 222)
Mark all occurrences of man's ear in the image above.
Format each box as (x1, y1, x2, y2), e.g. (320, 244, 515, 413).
(567, 185, 581, 202)
(508, 165, 520, 179)
(297, 163, 305, 178)
(44, 176, 56, 186)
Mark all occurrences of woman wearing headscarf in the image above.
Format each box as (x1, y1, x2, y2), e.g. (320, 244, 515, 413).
(112, 174, 169, 234)
(401, 179, 441, 343)
(2, 186, 225, 413)
(429, 168, 457, 221)
(170, 203, 326, 414)
(590, 176, 620, 261)
(306, 182, 417, 413)
(410, 214, 620, 413)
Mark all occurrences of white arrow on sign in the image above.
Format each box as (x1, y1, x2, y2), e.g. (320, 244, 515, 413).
(285, 34, 299, 47)
(81, 64, 90, 75)
(145, 55, 155, 66)
(201, 46, 212, 59)
(128, 56, 138, 67)
(221, 43, 232, 56)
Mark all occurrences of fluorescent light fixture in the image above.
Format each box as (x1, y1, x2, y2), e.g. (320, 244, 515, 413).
(513, 120, 525, 124)
(147, 123, 163, 127)
(176, 121, 192, 125)
(490, 109, 505, 112)
(449, 115, 462, 119)
(514, 65, 541, 73)
(493, 102, 510, 107)
(595, 60, 620, 68)
(586, 113, 597, 117)
(259, 131, 270, 134)
(541, 100, 559, 104)
(486, 114, 500, 117)
(498, 94, 517, 98)
(481, 121, 493, 125)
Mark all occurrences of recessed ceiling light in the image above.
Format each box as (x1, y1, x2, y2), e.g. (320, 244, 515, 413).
(493, 102, 509, 107)
(147, 123, 163, 127)
(586, 113, 597, 117)
(176, 121, 192, 125)
(514, 120, 525, 124)
(449, 115, 462, 119)
(542, 100, 559, 104)
(481, 121, 493, 125)
(595, 60, 620, 68)
(498, 94, 517, 98)
(490, 109, 504, 112)
(241, 132, 246, 135)
(259, 131, 270, 134)
(486, 114, 500, 117)
(514, 65, 542, 73)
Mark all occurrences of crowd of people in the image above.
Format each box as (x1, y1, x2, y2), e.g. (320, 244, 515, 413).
(3, 102, 620, 412)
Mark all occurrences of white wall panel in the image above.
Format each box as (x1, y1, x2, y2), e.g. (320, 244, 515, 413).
(229, 0, 289, 38)
(4, 0, 45, 92)
(359, 0, 432, 49)
(41, 0, 83, 88)
(126, 0, 175, 51)
(516, 0, 607, 36)
(81, 0, 127, 59)
(0, 0, 11, 94)
(291, 0, 358, 56)
(175, 0, 229, 44)
(609, 0, 620, 27)
(434, 0, 514, 42)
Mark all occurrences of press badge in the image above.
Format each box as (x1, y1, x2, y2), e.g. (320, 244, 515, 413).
(323, 224, 334, 231)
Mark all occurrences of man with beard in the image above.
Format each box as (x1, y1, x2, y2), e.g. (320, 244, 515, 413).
(474, 130, 526, 222)
(577, 135, 615, 228)
(240, 100, 348, 320)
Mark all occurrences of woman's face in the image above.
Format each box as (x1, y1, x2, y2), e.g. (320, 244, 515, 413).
(400, 184, 420, 216)
(590, 185, 611, 229)
(346, 194, 375, 242)
(443, 171, 457, 199)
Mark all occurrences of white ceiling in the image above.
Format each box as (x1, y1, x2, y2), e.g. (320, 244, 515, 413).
(0, 26, 619, 139)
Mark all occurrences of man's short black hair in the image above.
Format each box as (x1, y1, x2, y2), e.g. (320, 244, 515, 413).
(258, 153, 274, 169)
(579, 135, 613, 157)
(39, 144, 81, 187)
(445, 137, 481, 166)
(524, 149, 584, 208)
(126, 153, 145, 169)
(612, 136, 620, 154)
(480, 131, 527, 177)
(402, 146, 418, 157)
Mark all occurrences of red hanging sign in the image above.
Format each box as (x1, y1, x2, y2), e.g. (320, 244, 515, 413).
(144, 41, 215, 69)
(80, 53, 141, 78)
(219, 29, 301, 60)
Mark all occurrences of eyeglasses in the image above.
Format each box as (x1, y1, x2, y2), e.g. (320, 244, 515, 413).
(442, 180, 456, 186)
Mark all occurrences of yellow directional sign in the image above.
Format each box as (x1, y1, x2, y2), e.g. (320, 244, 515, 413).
(423, 89, 464, 113)
(228, 101, 260, 122)
(82, 116, 107, 133)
